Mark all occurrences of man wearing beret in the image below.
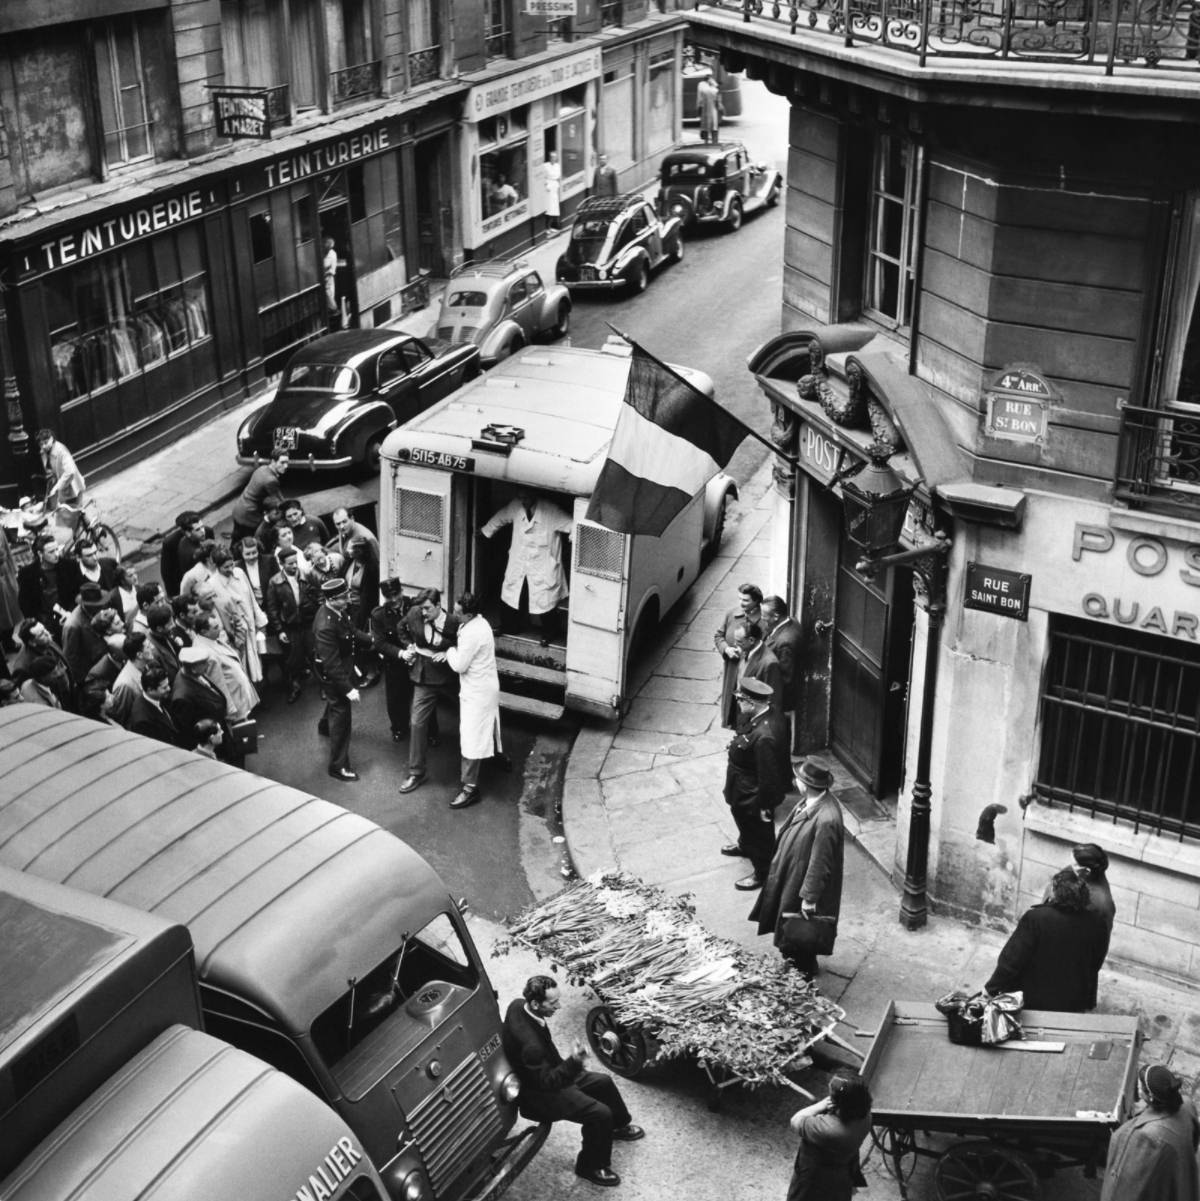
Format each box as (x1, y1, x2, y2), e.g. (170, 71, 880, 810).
(722, 676, 790, 892)
(169, 644, 244, 767)
(751, 759, 844, 980)
(313, 577, 362, 781)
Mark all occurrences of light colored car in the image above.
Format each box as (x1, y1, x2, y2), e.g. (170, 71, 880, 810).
(433, 259, 571, 367)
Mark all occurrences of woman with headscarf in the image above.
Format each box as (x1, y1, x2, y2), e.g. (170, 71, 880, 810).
(785, 1068, 872, 1201)
(1101, 1063, 1199, 1201)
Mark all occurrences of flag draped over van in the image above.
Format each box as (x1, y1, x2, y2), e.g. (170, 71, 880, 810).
(586, 341, 747, 536)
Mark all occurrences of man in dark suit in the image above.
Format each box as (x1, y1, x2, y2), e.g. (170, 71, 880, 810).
(170, 645, 243, 766)
(144, 603, 182, 681)
(732, 622, 782, 729)
(12, 617, 76, 710)
(370, 577, 415, 741)
(722, 677, 790, 892)
(266, 546, 320, 702)
(312, 578, 361, 781)
(762, 595, 803, 724)
(160, 511, 214, 598)
(502, 975, 644, 1188)
(59, 538, 119, 609)
(127, 665, 181, 745)
(18, 536, 72, 638)
(62, 585, 119, 683)
(397, 588, 459, 795)
(751, 759, 844, 980)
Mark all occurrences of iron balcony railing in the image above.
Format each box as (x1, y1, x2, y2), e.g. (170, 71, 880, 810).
(408, 44, 441, 85)
(331, 59, 382, 105)
(705, 0, 1200, 75)
(1114, 401, 1200, 516)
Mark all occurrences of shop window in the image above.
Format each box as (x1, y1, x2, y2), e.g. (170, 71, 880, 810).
(600, 67, 635, 171)
(646, 51, 675, 157)
(546, 87, 586, 183)
(1035, 615, 1200, 840)
(547, 17, 573, 42)
(46, 229, 213, 407)
(250, 212, 275, 263)
(485, 0, 511, 59)
(480, 111, 528, 219)
(865, 132, 921, 331)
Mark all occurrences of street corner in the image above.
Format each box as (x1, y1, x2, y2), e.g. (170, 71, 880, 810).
(560, 775, 619, 880)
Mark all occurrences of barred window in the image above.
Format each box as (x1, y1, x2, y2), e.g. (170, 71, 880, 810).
(1035, 616, 1200, 840)
(575, 523, 624, 580)
(395, 488, 443, 541)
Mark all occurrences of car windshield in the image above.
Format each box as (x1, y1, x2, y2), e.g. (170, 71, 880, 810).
(282, 362, 358, 394)
(664, 161, 710, 182)
(569, 217, 610, 262)
(445, 290, 488, 308)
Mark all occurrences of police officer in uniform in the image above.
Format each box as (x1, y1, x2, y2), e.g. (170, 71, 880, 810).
(370, 577, 415, 742)
(722, 677, 790, 892)
(313, 578, 361, 781)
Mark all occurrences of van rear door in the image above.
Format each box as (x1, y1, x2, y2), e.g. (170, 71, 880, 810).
(387, 465, 451, 592)
(565, 497, 629, 714)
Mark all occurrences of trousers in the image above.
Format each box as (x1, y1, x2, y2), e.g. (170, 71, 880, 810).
(518, 1070, 631, 1172)
(382, 661, 413, 732)
(407, 682, 450, 776)
(731, 803, 777, 881)
(325, 693, 352, 772)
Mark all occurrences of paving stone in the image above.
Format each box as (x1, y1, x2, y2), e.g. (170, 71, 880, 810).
(599, 748, 656, 778)
(600, 769, 681, 807)
(653, 648, 721, 681)
(638, 674, 716, 703)
(667, 752, 727, 794)
(621, 696, 719, 736)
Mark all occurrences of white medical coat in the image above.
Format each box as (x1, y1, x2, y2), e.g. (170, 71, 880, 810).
(481, 499, 572, 614)
(446, 614, 502, 760)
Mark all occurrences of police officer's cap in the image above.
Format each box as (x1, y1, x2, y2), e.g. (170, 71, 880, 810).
(321, 578, 349, 599)
(380, 576, 403, 598)
(737, 678, 772, 701)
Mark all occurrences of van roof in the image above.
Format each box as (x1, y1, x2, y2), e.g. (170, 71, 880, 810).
(381, 344, 714, 495)
(0, 706, 450, 1030)
(3, 1026, 377, 1201)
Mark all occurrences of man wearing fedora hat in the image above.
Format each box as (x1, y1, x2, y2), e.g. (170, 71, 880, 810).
(751, 758, 845, 979)
(313, 577, 362, 782)
(722, 676, 790, 891)
(62, 585, 120, 682)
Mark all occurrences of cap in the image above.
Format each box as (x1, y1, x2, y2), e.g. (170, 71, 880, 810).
(380, 576, 402, 597)
(1139, 1063, 1182, 1106)
(321, 578, 349, 599)
(736, 677, 773, 701)
(179, 645, 211, 665)
(79, 583, 107, 611)
(1072, 843, 1109, 874)
(796, 759, 835, 790)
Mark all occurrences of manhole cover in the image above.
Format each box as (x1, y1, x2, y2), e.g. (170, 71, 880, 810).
(666, 742, 692, 757)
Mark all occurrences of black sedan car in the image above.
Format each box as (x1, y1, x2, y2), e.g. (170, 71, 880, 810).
(555, 194, 683, 295)
(236, 329, 480, 471)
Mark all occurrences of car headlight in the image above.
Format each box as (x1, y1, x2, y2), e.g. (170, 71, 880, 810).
(500, 1071, 521, 1103)
(402, 1170, 431, 1201)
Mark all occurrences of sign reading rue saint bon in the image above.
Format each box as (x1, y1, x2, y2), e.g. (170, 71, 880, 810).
(964, 562, 1030, 621)
(984, 364, 1059, 445)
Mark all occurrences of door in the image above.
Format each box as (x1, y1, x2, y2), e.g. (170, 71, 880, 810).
(320, 202, 358, 329)
(387, 465, 451, 592)
(829, 527, 913, 797)
(414, 136, 449, 276)
(565, 497, 629, 711)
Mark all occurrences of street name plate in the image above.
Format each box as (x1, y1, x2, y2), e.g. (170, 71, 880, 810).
(964, 562, 1030, 621)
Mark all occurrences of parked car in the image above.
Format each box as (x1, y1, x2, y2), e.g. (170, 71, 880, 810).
(657, 141, 782, 233)
(555, 194, 684, 295)
(236, 329, 480, 471)
(433, 259, 572, 367)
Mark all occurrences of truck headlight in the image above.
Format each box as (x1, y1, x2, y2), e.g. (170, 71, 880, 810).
(500, 1071, 521, 1103)
(402, 1170, 431, 1201)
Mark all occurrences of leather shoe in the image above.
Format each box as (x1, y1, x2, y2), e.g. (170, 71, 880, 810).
(449, 787, 480, 810)
(397, 774, 424, 794)
(328, 768, 359, 782)
(734, 873, 763, 891)
(611, 1124, 644, 1142)
(574, 1166, 620, 1188)
(720, 843, 747, 858)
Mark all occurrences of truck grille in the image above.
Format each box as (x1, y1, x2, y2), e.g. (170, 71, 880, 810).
(408, 1054, 505, 1193)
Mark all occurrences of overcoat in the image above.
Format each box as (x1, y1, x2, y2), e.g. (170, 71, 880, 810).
(765, 615, 804, 713)
(1100, 1100, 1200, 1201)
(446, 613, 502, 760)
(714, 603, 761, 729)
(481, 499, 572, 614)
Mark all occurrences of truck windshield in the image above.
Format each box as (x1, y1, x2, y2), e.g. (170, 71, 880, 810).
(282, 363, 359, 394)
(310, 914, 479, 1088)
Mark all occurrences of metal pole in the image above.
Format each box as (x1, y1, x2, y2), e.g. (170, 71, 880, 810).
(0, 304, 31, 507)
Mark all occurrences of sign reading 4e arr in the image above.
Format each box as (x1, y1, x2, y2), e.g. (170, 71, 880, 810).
(964, 562, 1030, 621)
(983, 364, 1060, 445)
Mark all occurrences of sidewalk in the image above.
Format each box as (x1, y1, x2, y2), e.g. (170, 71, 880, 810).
(560, 459, 1200, 1089)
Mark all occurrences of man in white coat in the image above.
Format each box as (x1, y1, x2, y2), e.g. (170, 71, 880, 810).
(480, 489, 572, 644)
(442, 592, 502, 810)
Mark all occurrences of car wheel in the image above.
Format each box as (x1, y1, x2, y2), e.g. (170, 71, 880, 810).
(668, 235, 684, 264)
(495, 336, 524, 364)
(551, 302, 571, 339)
(628, 261, 648, 294)
(362, 434, 384, 473)
(766, 182, 781, 207)
(725, 198, 743, 233)
(703, 493, 730, 565)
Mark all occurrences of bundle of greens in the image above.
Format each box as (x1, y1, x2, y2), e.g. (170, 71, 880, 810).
(499, 872, 843, 1088)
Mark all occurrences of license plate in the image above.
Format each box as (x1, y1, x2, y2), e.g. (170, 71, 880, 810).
(409, 448, 474, 472)
(273, 426, 298, 450)
(582, 267, 597, 281)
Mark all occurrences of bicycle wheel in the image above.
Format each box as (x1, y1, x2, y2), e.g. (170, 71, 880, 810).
(91, 522, 123, 564)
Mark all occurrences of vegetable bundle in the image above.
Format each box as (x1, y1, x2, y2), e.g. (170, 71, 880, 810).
(499, 872, 843, 1088)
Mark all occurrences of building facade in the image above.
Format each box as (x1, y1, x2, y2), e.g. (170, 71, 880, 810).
(689, 4, 1200, 979)
(0, 0, 688, 495)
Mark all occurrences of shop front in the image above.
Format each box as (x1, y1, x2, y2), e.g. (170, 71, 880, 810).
(462, 48, 601, 259)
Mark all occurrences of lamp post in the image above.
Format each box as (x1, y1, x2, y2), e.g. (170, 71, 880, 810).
(0, 304, 31, 508)
(840, 444, 951, 930)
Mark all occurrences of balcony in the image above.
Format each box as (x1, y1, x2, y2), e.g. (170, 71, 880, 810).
(703, 0, 1200, 75)
(331, 59, 382, 106)
(485, 30, 511, 58)
(600, 1, 624, 25)
(408, 44, 442, 86)
(1114, 402, 1200, 516)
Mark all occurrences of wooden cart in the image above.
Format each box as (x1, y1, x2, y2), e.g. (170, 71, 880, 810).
(860, 1001, 1141, 1201)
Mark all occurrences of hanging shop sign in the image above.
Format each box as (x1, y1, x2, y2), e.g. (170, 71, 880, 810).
(795, 420, 847, 487)
(964, 562, 1030, 621)
(525, 0, 577, 12)
(467, 47, 601, 121)
(212, 89, 272, 140)
(983, 364, 1060, 445)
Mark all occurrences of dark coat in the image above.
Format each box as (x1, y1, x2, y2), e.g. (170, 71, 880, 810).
(1100, 1099, 1200, 1201)
(751, 793, 845, 945)
(11, 641, 75, 710)
(147, 630, 181, 681)
(369, 598, 414, 662)
(404, 607, 459, 687)
(312, 603, 357, 697)
(724, 708, 789, 813)
(17, 559, 71, 633)
(765, 616, 804, 713)
(169, 670, 229, 746)
(82, 652, 122, 720)
(160, 527, 214, 598)
(265, 570, 319, 632)
(788, 1110, 873, 1201)
(732, 643, 783, 728)
(59, 557, 120, 609)
(985, 902, 1109, 1012)
(62, 609, 108, 683)
(127, 694, 182, 746)
(343, 556, 379, 629)
(502, 999, 584, 1100)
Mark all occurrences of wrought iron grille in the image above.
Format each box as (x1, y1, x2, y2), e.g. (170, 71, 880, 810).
(695, 0, 1200, 74)
(485, 31, 510, 58)
(1114, 401, 1200, 516)
(576, 524, 625, 580)
(600, 1, 624, 25)
(408, 45, 441, 85)
(395, 488, 444, 541)
(331, 59, 382, 105)
(1035, 617, 1200, 840)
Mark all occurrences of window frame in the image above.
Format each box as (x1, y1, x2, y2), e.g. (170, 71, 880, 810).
(93, 16, 154, 170)
(863, 131, 922, 333)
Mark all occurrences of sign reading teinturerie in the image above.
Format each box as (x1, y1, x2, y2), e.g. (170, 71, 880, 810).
(964, 561, 1030, 621)
(525, 0, 576, 12)
(983, 364, 1060, 445)
(212, 90, 271, 140)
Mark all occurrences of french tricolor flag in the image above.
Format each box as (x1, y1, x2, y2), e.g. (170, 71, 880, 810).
(586, 340, 748, 536)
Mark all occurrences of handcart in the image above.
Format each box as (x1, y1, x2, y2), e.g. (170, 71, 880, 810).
(501, 872, 856, 1111)
(860, 1000, 1141, 1200)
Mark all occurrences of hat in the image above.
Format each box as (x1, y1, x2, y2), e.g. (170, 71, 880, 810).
(179, 645, 211, 665)
(1072, 843, 1109, 875)
(796, 759, 835, 790)
(380, 576, 402, 597)
(736, 677, 773, 701)
(1139, 1064, 1182, 1106)
(79, 583, 106, 612)
(321, 578, 349, 599)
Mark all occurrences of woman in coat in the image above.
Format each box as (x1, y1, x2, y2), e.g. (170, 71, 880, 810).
(786, 1069, 872, 1201)
(218, 549, 268, 685)
(1101, 1063, 1199, 1201)
(714, 581, 763, 729)
(443, 592, 502, 810)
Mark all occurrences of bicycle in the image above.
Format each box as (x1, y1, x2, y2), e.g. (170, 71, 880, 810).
(39, 497, 123, 564)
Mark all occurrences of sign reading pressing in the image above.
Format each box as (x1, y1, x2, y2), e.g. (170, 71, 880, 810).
(526, 0, 577, 12)
(983, 364, 1059, 445)
(212, 89, 271, 140)
(964, 561, 1030, 621)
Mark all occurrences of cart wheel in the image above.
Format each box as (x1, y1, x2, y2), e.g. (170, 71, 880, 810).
(934, 1141, 1039, 1201)
(871, 1127, 918, 1184)
(585, 1006, 649, 1079)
